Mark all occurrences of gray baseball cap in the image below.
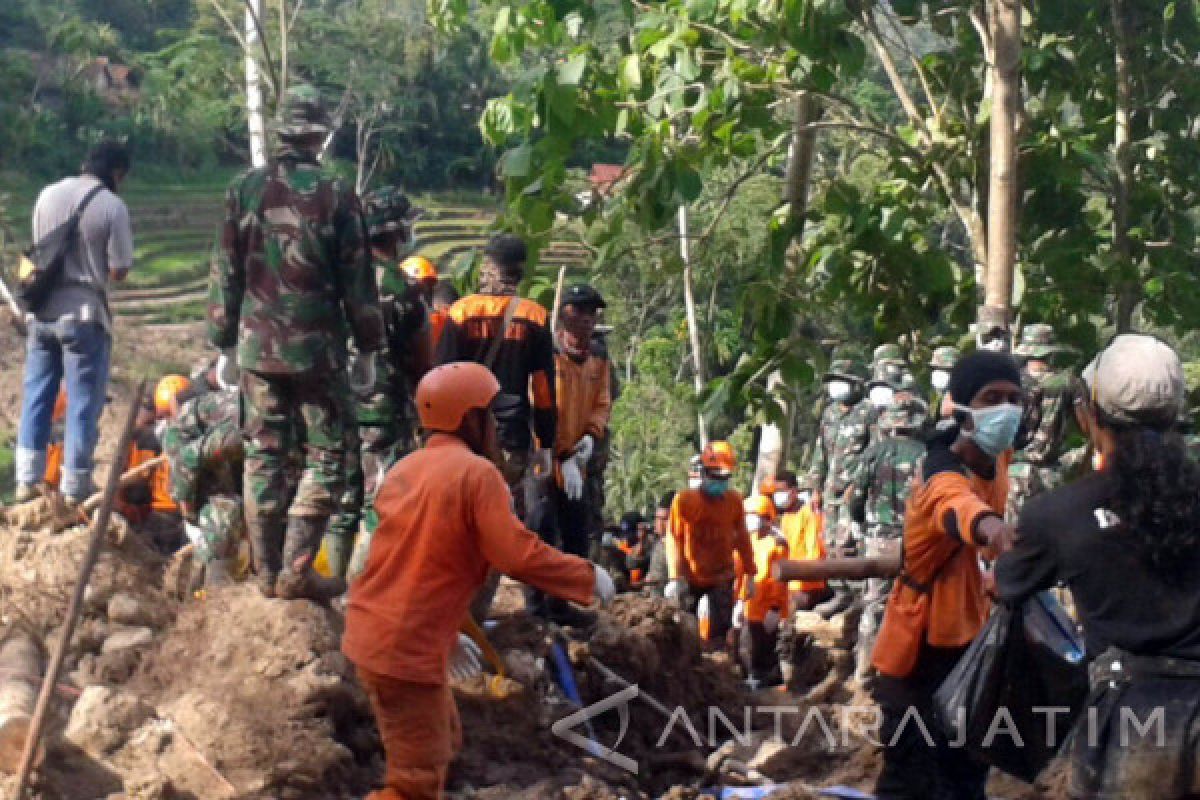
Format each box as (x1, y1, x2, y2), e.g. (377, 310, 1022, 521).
(1081, 334, 1185, 427)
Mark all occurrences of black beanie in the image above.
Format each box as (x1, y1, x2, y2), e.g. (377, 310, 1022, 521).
(948, 350, 1022, 405)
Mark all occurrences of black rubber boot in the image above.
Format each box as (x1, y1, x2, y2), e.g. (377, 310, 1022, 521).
(248, 514, 285, 598)
(276, 517, 346, 602)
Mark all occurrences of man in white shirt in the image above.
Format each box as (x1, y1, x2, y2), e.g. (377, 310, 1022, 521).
(16, 140, 134, 505)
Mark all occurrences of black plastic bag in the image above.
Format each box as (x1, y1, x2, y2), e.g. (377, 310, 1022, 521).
(934, 591, 1088, 782)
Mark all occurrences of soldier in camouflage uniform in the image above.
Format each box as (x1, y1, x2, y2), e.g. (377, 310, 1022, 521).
(328, 187, 428, 580)
(208, 84, 385, 600)
(807, 354, 871, 617)
(1007, 324, 1076, 521)
(847, 395, 927, 681)
(865, 343, 907, 445)
(162, 389, 245, 584)
(929, 345, 960, 417)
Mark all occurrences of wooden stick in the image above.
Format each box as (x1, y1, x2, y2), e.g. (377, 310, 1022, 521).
(549, 265, 567, 334)
(772, 552, 903, 583)
(12, 381, 146, 799)
(0, 275, 26, 336)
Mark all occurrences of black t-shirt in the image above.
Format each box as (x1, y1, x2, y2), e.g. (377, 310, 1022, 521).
(995, 472, 1200, 660)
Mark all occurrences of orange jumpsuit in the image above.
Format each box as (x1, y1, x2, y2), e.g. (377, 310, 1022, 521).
(779, 506, 827, 596)
(736, 530, 789, 622)
(343, 433, 596, 800)
(872, 453, 1009, 678)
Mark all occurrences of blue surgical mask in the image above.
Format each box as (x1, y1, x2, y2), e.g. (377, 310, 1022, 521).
(957, 403, 1023, 457)
(702, 478, 730, 497)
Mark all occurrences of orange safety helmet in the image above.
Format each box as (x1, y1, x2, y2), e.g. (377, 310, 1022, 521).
(154, 375, 192, 417)
(52, 388, 68, 422)
(758, 475, 778, 496)
(700, 440, 737, 474)
(744, 494, 777, 521)
(415, 362, 501, 433)
(401, 255, 438, 283)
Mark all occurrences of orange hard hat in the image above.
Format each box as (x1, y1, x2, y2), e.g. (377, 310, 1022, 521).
(758, 476, 779, 496)
(154, 375, 192, 417)
(415, 362, 501, 433)
(744, 494, 777, 520)
(700, 440, 737, 474)
(401, 255, 438, 282)
(52, 388, 68, 422)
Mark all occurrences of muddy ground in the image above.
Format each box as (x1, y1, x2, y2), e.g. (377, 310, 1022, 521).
(0, 320, 1071, 798)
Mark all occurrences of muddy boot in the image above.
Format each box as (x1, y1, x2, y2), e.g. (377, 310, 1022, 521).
(277, 517, 346, 602)
(248, 515, 285, 598)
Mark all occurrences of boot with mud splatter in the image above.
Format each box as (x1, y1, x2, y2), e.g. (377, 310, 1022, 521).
(276, 517, 346, 602)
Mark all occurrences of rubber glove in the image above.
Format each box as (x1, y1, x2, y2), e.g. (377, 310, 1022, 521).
(664, 579, 688, 604)
(349, 351, 377, 393)
(183, 521, 206, 548)
(573, 434, 595, 464)
(216, 349, 239, 390)
(448, 634, 483, 682)
(562, 457, 584, 501)
(593, 564, 616, 607)
(732, 600, 746, 629)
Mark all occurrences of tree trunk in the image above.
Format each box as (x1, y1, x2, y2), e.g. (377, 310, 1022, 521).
(245, 0, 267, 168)
(1111, 0, 1137, 332)
(0, 633, 43, 773)
(981, 0, 1022, 345)
(679, 205, 708, 446)
(753, 92, 819, 488)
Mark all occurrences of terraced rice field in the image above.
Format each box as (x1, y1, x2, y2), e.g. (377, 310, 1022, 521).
(5, 175, 591, 327)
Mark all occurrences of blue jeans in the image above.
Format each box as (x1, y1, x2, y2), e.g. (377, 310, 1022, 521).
(16, 316, 112, 499)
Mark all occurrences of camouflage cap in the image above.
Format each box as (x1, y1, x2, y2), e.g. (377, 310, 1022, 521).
(868, 360, 905, 389)
(824, 358, 869, 384)
(275, 84, 330, 137)
(931, 345, 961, 370)
(363, 186, 414, 237)
(1015, 324, 1066, 359)
(880, 396, 929, 433)
(872, 343, 905, 366)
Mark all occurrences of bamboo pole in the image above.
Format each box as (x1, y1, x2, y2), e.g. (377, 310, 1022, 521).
(679, 205, 708, 446)
(12, 381, 146, 799)
(549, 265, 567, 335)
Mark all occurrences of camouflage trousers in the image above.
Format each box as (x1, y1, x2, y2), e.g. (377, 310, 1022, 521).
(1006, 460, 1063, 522)
(824, 501, 864, 597)
(855, 530, 902, 678)
(240, 368, 351, 548)
(189, 494, 246, 564)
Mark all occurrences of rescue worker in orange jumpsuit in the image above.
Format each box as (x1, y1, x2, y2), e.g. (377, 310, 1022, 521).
(343, 362, 616, 800)
(119, 374, 190, 551)
(870, 350, 1021, 800)
(771, 471, 830, 612)
(528, 284, 612, 624)
(429, 281, 459, 352)
(666, 440, 756, 648)
(734, 494, 789, 687)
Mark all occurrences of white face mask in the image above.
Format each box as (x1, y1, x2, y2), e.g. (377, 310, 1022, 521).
(931, 370, 950, 391)
(688, 476, 702, 490)
(797, 491, 812, 506)
(745, 514, 762, 533)
(827, 380, 851, 401)
(869, 385, 895, 408)
(773, 491, 792, 510)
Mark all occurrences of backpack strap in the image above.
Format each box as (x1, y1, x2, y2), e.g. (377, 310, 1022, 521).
(483, 297, 520, 370)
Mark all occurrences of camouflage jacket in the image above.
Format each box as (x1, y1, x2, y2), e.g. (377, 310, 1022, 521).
(848, 434, 924, 536)
(163, 390, 242, 512)
(808, 402, 844, 491)
(208, 150, 385, 374)
(825, 400, 872, 501)
(376, 257, 429, 381)
(1016, 368, 1074, 465)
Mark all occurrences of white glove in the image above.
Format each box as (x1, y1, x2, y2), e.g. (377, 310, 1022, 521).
(349, 351, 377, 393)
(448, 633, 483, 682)
(664, 579, 687, 603)
(562, 457, 584, 501)
(184, 521, 206, 548)
(764, 609, 781, 635)
(744, 580, 757, 600)
(593, 564, 616, 607)
(573, 434, 595, 464)
(732, 600, 746, 629)
(216, 349, 239, 390)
